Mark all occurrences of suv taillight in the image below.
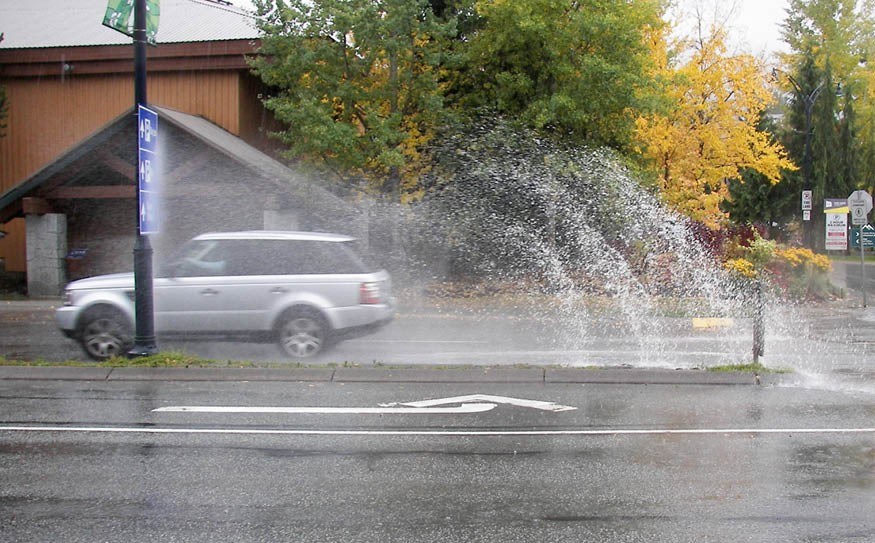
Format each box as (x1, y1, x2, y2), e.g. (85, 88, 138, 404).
(359, 282, 382, 305)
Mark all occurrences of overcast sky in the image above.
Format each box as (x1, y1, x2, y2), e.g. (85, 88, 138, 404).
(675, 0, 791, 58)
(731, 0, 790, 56)
(231, 0, 792, 58)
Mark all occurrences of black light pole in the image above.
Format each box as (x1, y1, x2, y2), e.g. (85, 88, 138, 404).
(129, 0, 158, 357)
(798, 80, 824, 249)
(773, 68, 824, 248)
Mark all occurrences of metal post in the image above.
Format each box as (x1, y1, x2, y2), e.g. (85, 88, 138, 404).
(862, 225, 868, 308)
(752, 279, 765, 365)
(129, 0, 158, 357)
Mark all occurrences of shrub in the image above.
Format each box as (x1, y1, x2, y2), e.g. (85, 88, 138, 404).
(720, 228, 835, 301)
(723, 258, 756, 279)
(766, 246, 835, 300)
(722, 229, 775, 279)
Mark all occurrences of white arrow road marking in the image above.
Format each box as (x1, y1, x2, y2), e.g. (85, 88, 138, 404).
(152, 395, 576, 415)
(385, 394, 577, 413)
(152, 403, 497, 415)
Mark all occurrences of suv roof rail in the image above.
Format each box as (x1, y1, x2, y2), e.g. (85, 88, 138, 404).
(193, 231, 356, 242)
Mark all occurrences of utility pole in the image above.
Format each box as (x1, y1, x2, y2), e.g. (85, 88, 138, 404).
(128, 0, 158, 357)
(773, 68, 825, 249)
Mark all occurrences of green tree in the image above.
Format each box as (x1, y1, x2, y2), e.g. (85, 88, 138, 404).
(448, 0, 667, 149)
(250, 0, 456, 200)
(851, 0, 875, 195)
(776, 0, 875, 247)
(860, 61, 875, 195)
(724, 114, 801, 234)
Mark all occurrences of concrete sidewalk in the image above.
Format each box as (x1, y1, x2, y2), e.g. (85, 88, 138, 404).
(0, 364, 776, 385)
(830, 260, 875, 304)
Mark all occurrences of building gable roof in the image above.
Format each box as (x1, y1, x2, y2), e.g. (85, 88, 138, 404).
(153, 106, 356, 220)
(0, 106, 357, 226)
(0, 0, 258, 49)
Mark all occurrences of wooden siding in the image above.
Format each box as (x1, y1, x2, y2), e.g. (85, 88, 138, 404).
(0, 70, 245, 272)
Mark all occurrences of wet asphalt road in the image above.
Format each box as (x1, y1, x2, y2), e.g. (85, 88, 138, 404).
(1, 375, 875, 542)
(2, 297, 874, 366)
(3, 297, 874, 394)
(1, 297, 875, 541)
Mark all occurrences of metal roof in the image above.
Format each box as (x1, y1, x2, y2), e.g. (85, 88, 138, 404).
(0, 0, 259, 49)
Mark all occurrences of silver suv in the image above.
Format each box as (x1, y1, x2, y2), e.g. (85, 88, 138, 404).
(56, 231, 395, 360)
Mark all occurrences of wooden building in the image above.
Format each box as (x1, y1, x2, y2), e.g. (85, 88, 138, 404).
(0, 1, 359, 295)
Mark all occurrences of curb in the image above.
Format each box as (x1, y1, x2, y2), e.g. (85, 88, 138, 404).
(0, 365, 776, 385)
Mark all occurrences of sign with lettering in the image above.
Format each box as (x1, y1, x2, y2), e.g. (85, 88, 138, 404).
(138, 105, 160, 234)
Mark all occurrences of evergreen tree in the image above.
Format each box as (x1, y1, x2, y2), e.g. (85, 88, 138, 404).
(777, 0, 874, 247)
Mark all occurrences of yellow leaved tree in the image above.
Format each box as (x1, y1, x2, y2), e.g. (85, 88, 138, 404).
(635, 26, 795, 228)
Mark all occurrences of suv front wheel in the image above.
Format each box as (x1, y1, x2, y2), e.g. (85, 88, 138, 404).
(277, 310, 330, 358)
(79, 307, 133, 361)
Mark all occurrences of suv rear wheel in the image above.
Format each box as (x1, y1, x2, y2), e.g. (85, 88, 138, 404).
(79, 307, 133, 361)
(277, 310, 330, 358)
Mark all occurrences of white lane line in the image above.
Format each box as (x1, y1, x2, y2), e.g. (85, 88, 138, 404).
(2, 426, 875, 436)
(152, 403, 496, 415)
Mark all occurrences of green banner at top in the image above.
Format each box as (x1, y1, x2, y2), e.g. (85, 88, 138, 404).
(102, 0, 160, 45)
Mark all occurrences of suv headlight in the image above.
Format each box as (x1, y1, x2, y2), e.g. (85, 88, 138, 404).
(63, 290, 74, 306)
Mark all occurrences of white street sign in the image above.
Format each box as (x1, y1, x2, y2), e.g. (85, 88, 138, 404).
(801, 190, 812, 211)
(848, 190, 873, 226)
(825, 212, 848, 251)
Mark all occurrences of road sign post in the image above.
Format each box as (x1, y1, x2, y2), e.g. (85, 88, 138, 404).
(848, 190, 873, 308)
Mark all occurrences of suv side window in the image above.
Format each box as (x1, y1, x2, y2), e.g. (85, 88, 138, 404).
(317, 242, 371, 274)
(218, 240, 268, 276)
(218, 240, 371, 276)
(170, 238, 373, 277)
(172, 240, 228, 277)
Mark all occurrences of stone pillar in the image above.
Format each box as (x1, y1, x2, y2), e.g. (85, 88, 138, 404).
(25, 213, 67, 297)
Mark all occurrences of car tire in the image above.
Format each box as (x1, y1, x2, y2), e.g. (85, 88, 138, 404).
(78, 307, 133, 361)
(276, 310, 330, 358)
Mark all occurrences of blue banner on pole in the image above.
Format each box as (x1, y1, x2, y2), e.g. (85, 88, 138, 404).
(138, 105, 160, 234)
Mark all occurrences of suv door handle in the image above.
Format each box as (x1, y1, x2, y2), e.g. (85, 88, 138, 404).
(200, 288, 219, 296)
(270, 287, 288, 294)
